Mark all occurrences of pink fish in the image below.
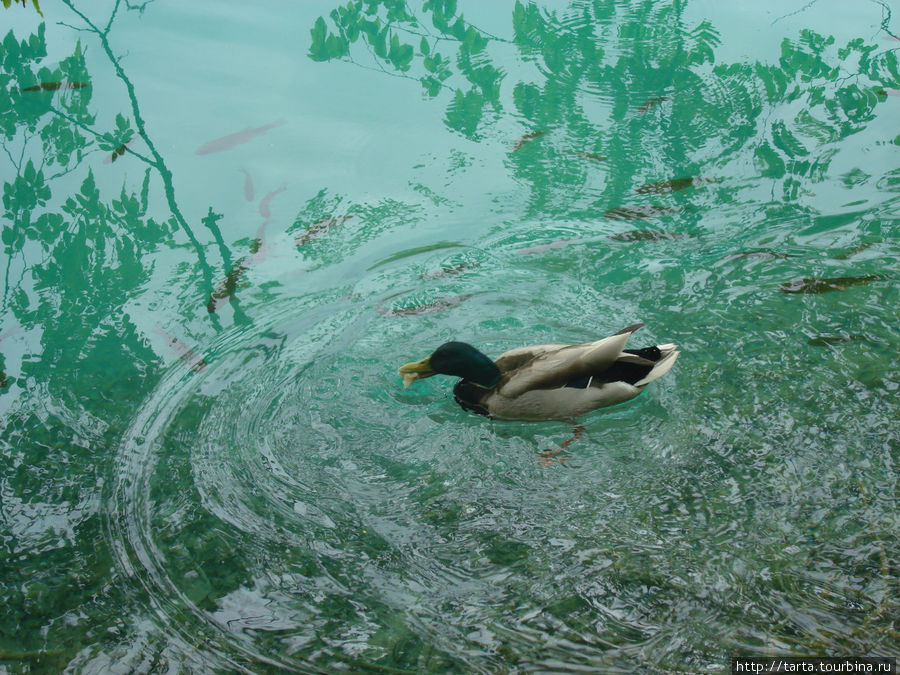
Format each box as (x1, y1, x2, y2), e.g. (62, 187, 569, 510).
(258, 183, 287, 219)
(0, 326, 19, 389)
(195, 119, 285, 156)
(152, 326, 207, 373)
(0, 326, 23, 343)
(247, 219, 269, 261)
(239, 168, 254, 201)
(516, 238, 582, 255)
(886, 89, 900, 97)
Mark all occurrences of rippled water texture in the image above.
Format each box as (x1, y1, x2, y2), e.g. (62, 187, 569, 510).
(1, 1, 898, 672)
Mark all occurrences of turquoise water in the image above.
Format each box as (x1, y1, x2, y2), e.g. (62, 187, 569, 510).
(1, 0, 898, 672)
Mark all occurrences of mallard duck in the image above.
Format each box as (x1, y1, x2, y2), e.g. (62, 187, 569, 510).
(398, 323, 678, 421)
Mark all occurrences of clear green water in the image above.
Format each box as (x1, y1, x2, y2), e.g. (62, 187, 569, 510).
(1, 1, 898, 672)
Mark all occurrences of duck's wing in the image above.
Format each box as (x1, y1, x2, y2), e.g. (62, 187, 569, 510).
(633, 344, 678, 386)
(497, 324, 644, 398)
(494, 344, 569, 373)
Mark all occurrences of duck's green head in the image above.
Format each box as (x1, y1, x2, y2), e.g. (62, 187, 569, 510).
(399, 341, 501, 388)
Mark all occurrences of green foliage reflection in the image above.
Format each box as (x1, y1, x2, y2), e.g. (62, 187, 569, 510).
(0, 9, 233, 661)
(309, 1, 900, 215)
(1, 0, 43, 18)
(1, 24, 178, 408)
(308, 0, 504, 138)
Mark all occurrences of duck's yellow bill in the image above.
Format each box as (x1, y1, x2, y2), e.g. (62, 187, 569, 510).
(398, 356, 436, 387)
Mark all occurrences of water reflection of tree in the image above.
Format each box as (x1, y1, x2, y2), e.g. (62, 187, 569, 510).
(307, 6, 900, 663)
(1, 0, 43, 17)
(3, 0, 255, 340)
(0, 3, 249, 665)
(309, 0, 506, 139)
(309, 0, 900, 221)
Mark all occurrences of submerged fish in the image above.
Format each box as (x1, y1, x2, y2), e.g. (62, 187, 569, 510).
(807, 335, 866, 346)
(604, 205, 677, 221)
(722, 250, 798, 261)
(251, 217, 269, 256)
(104, 138, 135, 164)
(21, 81, 88, 92)
(636, 96, 669, 112)
(153, 326, 208, 373)
(207, 261, 249, 312)
(572, 152, 608, 162)
(833, 239, 881, 260)
(239, 168, 254, 201)
(376, 292, 474, 317)
(779, 274, 883, 294)
(367, 242, 463, 270)
(513, 130, 548, 151)
(295, 215, 353, 246)
(418, 262, 477, 279)
(607, 229, 682, 242)
(635, 177, 717, 194)
(207, 221, 269, 312)
(258, 183, 287, 219)
(195, 119, 285, 156)
(0, 370, 7, 388)
(516, 238, 583, 255)
(0, 327, 22, 342)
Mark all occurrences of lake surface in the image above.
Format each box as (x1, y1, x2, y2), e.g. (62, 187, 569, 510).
(1, 1, 898, 672)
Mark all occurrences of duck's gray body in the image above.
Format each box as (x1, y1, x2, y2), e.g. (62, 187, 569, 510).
(400, 323, 679, 422)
